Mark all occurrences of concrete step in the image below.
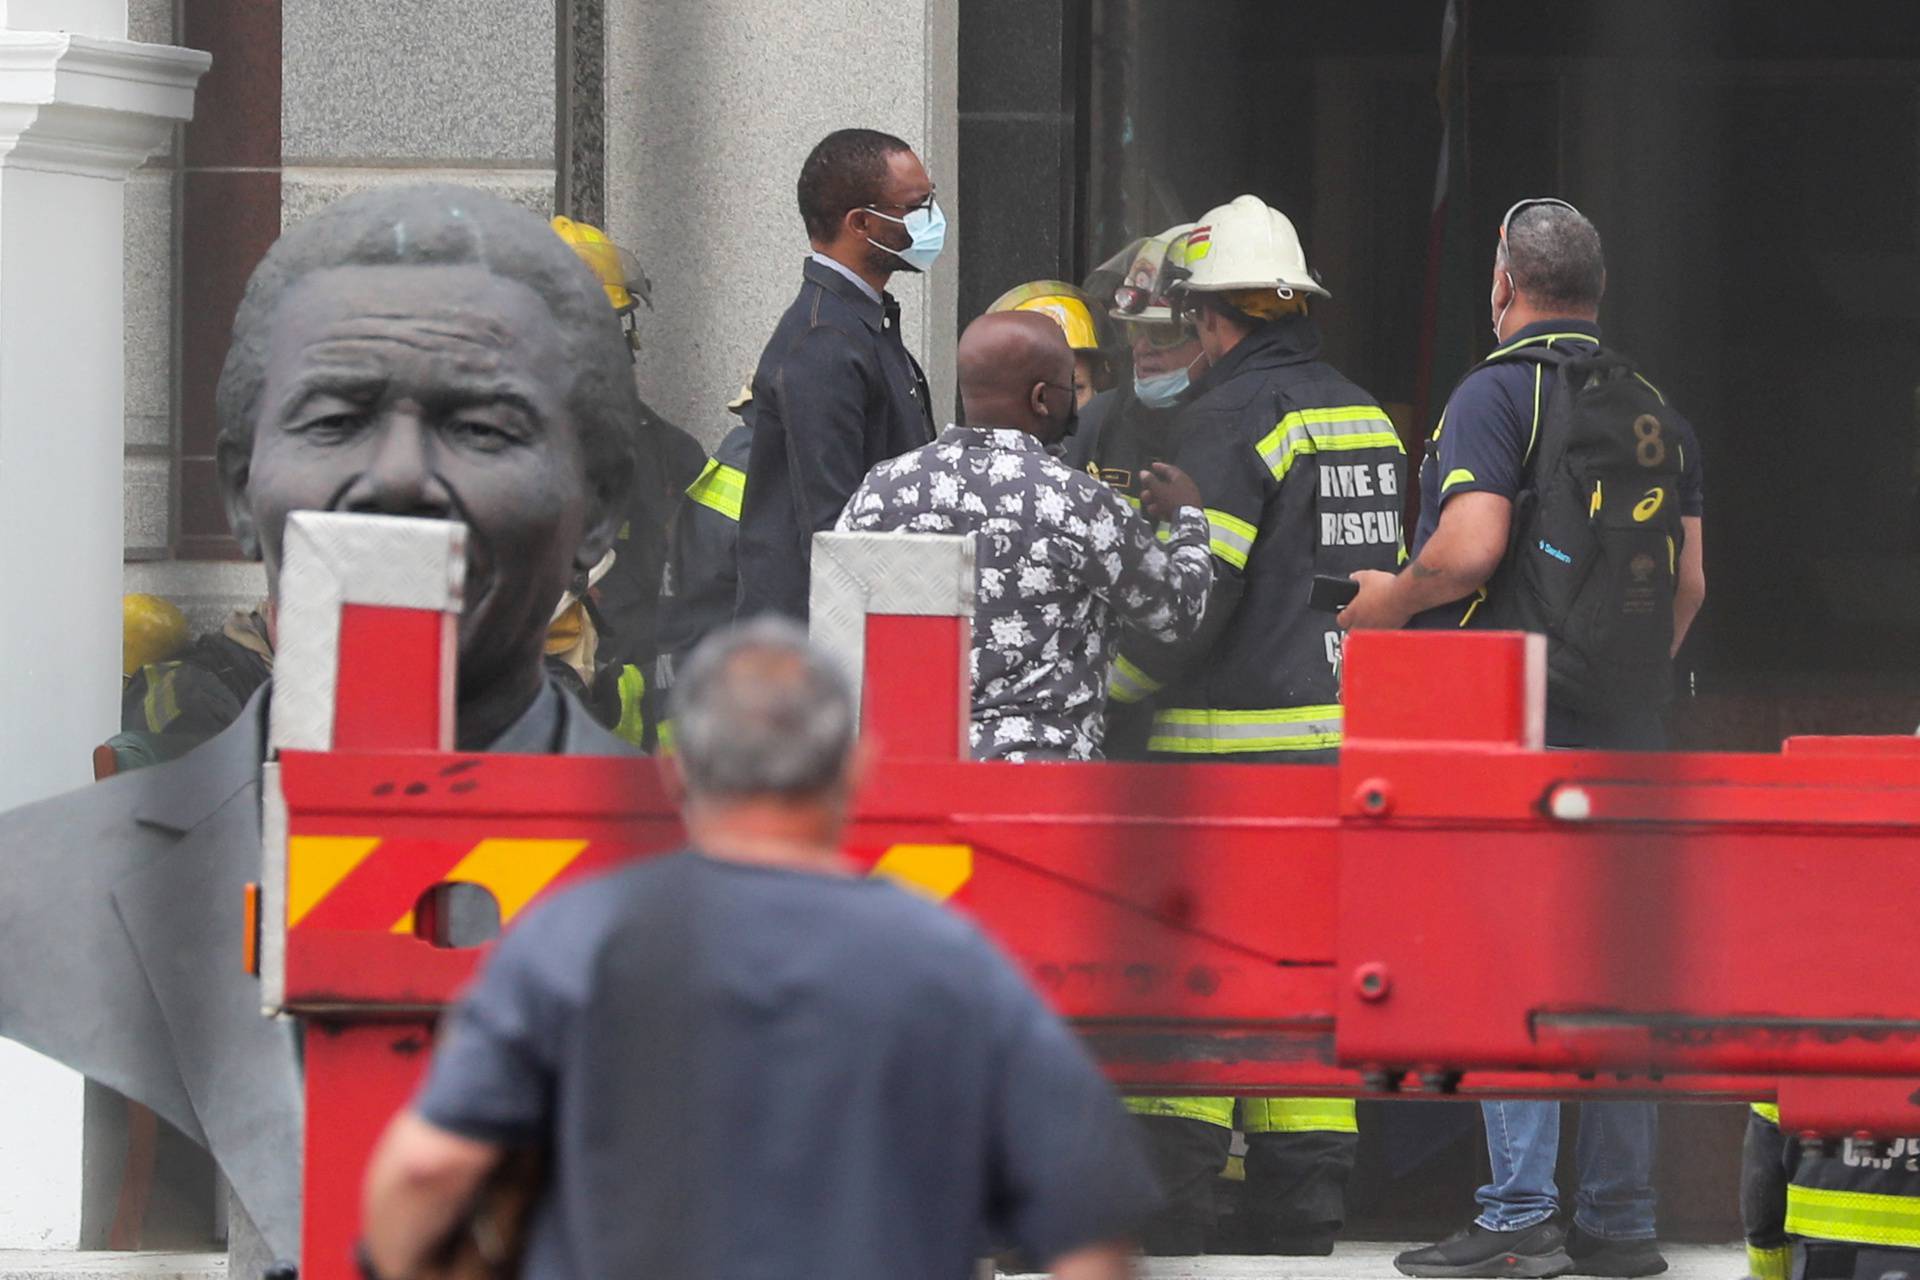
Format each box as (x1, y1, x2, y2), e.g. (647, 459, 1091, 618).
(0, 1242, 1742, 1280)
(1013, 1242, 1744, 1279)
(0, 1254, 222, 1280)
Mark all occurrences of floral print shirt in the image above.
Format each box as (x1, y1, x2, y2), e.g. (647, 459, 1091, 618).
(837, 425, 1211, 760)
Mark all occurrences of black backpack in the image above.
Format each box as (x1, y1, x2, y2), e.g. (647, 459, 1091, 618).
(1478, 344, 1687, 712)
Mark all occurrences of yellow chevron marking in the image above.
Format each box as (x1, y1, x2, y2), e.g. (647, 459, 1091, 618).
(869, 843, 973, 902)
(390, 838, 591, 934)
(287, 836, 381, 928)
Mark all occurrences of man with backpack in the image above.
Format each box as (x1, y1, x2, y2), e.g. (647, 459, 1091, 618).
(1340, 198, 1705, 1279)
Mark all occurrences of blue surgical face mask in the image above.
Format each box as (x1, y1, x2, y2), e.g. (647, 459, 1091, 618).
(865, 199, 947, 273)
(1133, 367, 1189, 409)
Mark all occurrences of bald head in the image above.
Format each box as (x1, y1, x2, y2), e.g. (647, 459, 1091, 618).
(958, 311, 1077, 442)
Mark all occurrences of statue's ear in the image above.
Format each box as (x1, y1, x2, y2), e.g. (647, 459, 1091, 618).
(218, 433, 262, 559)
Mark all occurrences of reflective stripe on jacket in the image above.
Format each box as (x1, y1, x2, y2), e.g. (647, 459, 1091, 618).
(657, 422, 755, 674)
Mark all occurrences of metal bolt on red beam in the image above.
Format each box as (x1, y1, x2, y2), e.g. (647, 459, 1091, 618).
(1355, 779, 1393, 816)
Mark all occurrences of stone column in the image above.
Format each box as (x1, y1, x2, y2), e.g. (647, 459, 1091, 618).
(0, 0, 206, 1247)
(605, 0, 961, 446)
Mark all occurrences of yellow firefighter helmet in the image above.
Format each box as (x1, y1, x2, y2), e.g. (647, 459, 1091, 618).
(123, 593, 190, 677)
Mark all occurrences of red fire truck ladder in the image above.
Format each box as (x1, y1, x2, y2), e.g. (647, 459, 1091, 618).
(259, 513, 1920, 1279)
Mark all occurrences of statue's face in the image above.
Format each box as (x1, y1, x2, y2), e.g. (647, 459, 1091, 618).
(227, 262, 612, 702)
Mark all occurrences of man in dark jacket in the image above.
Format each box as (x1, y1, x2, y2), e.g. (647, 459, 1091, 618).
(735, 127, 941, 621)
(0, 185, 643, 1274)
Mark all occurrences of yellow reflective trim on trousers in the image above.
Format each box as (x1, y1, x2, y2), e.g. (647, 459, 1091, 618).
(1125, 1096, 1235, 1127)
(1752, 1102, 1781, 1124)
(686, 459, 746, 521)
(1205, 507, 1256, 569)
(1256, 405, 1403, 483)
(1149, 705, 1344, 754)
(613, 664, 647, 747)
(1109, 653, 1163, 705)
(1240, 1097, 1358, 1134)
(1747, 1245, 1789, 1280)
(1787, 1185, 1920, 1248)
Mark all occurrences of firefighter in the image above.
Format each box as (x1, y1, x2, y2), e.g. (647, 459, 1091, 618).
(984, 279, 1114, 408)
(1777, 1116, 1920, 1280)
(1064, 224, 1206, 518)
(1117, 195, 1407, 1256)
(121, 599, 272, 742)
(652, 382, 756, 751)
(549, 215, 707, 745)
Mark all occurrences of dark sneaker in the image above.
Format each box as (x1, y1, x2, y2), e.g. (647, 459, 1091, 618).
(1566, 1225, 1668, 1277)
(1395, 1222, 1575, 1278)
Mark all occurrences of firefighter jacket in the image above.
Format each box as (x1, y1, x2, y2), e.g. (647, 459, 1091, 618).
(592, 397, 707, 676)
(1061, 384, 1194, 513)
(1113, 314, 1407, 762)
(122, 609, 273, 740)
(658, 420, 753, 679)
(1787, 1128, 1920, 1254)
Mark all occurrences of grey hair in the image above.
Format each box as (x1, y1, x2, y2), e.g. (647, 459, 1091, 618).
(670, 619, 858, 800)
(1498, 202, 1605, 312)
(213, 183, 638, 506)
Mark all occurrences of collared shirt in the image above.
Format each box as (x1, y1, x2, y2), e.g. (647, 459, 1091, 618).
(1411, 319, 1706, 631)
(1414, 319, 1705, 554)
(808, 250, 883, 306)
(837, 424, 1212, 762)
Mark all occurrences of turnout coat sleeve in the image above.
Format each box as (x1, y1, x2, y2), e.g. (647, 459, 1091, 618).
(1109, 405, 1265, 691)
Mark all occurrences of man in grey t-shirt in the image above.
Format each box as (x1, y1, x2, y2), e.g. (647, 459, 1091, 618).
(360, 619, 1160, 1280)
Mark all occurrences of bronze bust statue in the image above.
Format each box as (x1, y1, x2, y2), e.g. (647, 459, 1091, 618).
(0, 185, 650, 1268)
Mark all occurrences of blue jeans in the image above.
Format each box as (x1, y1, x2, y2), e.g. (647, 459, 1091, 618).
(1475, 1101, 1658, 1239)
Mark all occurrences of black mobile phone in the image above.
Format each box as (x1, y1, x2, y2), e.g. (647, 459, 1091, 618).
(1307, 574, 1360, 612)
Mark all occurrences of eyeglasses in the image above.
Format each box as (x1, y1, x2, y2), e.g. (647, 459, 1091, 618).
(1499, 197, 1580, 247)
(865, 186, 938, 216)
(1120, 318, 1196, 350)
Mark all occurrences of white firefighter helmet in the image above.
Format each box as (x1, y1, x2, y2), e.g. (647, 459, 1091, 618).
(1171, 195, 1328, 299)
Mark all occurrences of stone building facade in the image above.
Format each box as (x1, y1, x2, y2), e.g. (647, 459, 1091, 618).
(120, 0, 1082, 632)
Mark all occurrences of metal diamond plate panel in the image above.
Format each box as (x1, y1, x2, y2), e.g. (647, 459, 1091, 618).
(810, 532, 974, 720)
(270, 513, 467, 753)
